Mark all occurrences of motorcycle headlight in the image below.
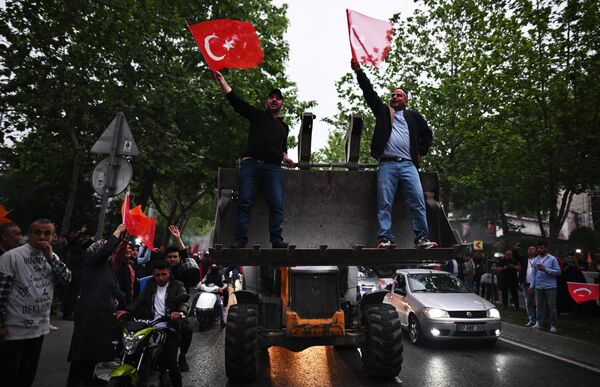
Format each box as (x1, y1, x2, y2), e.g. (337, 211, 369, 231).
(422, 307, 450, 319)
(487, 308, 501, 319)
(123, 333, 143, 355)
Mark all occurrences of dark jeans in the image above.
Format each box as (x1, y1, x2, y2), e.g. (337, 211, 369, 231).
(179, 319, 192, 355)
(236, 159, 284, 245)
(0, 335, 44, 387)
(162, 330, 182, 387)
(502, 281, 520, 309)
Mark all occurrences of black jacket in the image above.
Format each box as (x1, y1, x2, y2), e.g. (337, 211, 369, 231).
(355, 69, 432, 164)
(126, 278, 189, 320)
(68, 236, 122, 362)
(226, 90, 289, 164)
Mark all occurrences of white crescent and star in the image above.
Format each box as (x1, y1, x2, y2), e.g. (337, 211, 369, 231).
(573, 287, 593, 296)
(204, 34, 236, 61)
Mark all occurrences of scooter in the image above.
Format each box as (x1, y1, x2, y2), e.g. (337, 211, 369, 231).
(192, 283, 221, 331)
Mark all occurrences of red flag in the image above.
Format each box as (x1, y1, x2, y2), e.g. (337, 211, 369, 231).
(346, 9, 393, 68)
(192, 244, 200, 254)
(0, 204, 12, 225)
(567, 282, 600, 304)
(588, 252, 592, 265)
(121, 192, 157, 251)
(188, 19, 263, 71)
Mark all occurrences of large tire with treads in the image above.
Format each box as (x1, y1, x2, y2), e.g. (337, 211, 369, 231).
(225, 304, 259, 381)
(361, 303, 403, 378)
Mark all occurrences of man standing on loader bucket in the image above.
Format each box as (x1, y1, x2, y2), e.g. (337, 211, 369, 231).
(351, 60, 437, 249)
(213, 71, 294, 249)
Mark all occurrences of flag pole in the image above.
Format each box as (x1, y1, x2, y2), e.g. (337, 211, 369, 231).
(346, 9, 357, 62)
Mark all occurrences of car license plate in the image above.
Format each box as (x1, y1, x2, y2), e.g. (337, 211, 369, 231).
(457, 324, 486, 332)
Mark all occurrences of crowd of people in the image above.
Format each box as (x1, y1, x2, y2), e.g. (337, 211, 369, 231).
(447, 241, 600, 333)
(0, 219, 239, 387)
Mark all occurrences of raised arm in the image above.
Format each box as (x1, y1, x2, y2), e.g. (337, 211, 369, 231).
(351, 59, 385, 114)
(213, 71, 258, 120)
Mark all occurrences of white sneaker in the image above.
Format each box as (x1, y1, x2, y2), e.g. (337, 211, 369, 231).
(49, 323, 58, 331)
(550, 326, 557, 333)
(524, 321, 535, 327)
(531, 323, 541, 329)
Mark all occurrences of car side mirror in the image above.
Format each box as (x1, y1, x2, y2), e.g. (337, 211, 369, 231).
(394, 287, 406, 296)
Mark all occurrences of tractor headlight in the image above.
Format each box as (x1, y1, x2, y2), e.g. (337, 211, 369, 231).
(123, 333, 143, 355)
(422, 308, 450, 319)
(487, 308, 501, 319)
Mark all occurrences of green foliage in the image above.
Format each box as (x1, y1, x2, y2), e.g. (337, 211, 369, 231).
(0, 0, 312, 239)
(320, 0, 600, 246)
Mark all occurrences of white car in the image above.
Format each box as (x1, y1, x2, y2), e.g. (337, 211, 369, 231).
(384, 269, 501, 346)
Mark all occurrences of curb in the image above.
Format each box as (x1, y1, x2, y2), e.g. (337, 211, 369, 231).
(501, 322, 600, 371)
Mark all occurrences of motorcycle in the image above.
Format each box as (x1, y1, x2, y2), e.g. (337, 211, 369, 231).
(192, 283, 221, 331)
(107, 294, 189, 387)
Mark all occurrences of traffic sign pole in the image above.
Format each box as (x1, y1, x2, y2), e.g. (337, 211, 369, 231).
(95, 113, 124, 239)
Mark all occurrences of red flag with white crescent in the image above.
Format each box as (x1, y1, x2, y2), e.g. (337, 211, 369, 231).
(188, 19, 264, 71)
(346, 9, 393, 69)
(567, 282, 600, 304)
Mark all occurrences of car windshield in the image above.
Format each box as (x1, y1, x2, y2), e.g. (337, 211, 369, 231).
(407, 273, 470, 293)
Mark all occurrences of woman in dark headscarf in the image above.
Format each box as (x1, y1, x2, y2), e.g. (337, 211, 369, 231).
(66, 224, 128, 387)
(110, 240, 136, 306)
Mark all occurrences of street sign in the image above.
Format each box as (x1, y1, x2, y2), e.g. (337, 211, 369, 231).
(91, 113, 139, 156)
(473, 240, 484, 250)
(91, 156, 133, 196)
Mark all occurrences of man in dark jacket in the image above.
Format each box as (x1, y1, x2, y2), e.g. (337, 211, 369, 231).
(213, 70, 294, 249)
(117, 261, 189, 387)
(351, 60, 436, 249)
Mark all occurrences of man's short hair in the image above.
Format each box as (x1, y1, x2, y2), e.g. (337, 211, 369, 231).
(0, 222, 19, 238)
(166, 245, 180, 254)
(153, 260, 170, 271)
(537, 240, 548, 247)
(28, 219, 54, 234)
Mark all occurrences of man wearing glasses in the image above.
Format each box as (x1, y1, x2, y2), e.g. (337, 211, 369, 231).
(351, 60, 436, 249)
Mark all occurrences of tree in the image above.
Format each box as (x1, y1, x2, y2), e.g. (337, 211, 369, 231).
(0, 0, 313, 239)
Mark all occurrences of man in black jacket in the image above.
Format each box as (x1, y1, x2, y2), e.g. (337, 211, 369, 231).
(117, 261, 189, 387)
(351, 60, 436, 249)
(213, 71, 294, 249)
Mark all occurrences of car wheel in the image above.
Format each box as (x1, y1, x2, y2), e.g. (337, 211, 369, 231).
(408, 314, 427, 346)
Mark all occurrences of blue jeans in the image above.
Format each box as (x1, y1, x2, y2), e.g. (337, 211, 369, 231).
(236, 159, 284, 245)
(535, 287, 557, 328)
(522, 283, 536, 323)
(377, 160, 428, 242)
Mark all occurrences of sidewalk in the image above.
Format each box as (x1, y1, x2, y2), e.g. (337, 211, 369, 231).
(501, 321, 600, 371)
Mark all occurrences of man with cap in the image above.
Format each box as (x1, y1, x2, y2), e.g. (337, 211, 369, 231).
(213, 71, 294, 249)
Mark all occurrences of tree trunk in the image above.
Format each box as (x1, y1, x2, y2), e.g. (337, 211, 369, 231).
(60, 126, 81, 236)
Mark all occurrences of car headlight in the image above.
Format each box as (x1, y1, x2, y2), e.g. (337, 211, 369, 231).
(487, 308, 501, 318)
(422, 308, 450, 319)
(123, 333, 143, 355)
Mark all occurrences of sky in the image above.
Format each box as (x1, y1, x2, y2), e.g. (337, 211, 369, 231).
(273, 0, 418, 158)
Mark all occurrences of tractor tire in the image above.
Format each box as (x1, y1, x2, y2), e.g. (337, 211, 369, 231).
(225, 304, 260, 382)
(361, 303, 403, 379)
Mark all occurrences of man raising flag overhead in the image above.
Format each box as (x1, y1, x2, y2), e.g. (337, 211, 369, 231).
(188, 19, 264, 71)
(347, 9, 394, 69)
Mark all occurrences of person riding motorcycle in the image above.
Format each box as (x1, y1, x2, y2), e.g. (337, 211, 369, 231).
(200, 264, 227, 328)
(116, 261, 189, 387)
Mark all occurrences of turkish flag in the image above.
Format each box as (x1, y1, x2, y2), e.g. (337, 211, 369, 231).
(121, 192, 157, 252)
(346, 9, 394, 69)
(0, 204, 12, 224)
(567, 282, 600, 304)
(188, 19, 264, 71)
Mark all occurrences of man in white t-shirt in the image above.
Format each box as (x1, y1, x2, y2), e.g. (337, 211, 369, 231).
(0, 219, 72, 387)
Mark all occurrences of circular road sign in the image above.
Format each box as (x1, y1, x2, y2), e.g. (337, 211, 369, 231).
(91, 156, 133, 196)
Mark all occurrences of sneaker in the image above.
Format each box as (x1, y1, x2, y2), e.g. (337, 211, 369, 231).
(49, 323, 58, 331)
(531, 323, 541, 329)
(271, 240, 289, 249)
(178, 354, 190, 372)
(550, 326, 557, 333)
(524, 321, 535, 327)
(414, 237, 438, 249)
(229, 241, 246, 248)
(377, 240, 392, 248)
